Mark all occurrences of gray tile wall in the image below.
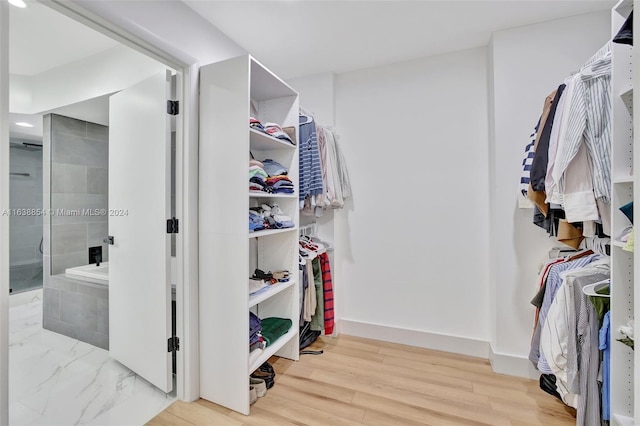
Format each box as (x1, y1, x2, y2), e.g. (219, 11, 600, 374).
(44, 276, 108, 349)
(44, 114, 109, 275)
(43, 114, 109, 348)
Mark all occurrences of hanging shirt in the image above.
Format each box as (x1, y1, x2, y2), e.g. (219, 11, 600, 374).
(519, 122, 538, 197)
(599, 311, 611, 422)
(534, 254, 601, 373)
(299, 115, 324, 206)
(529, 84, 566, 193)
(319, 253, 335, 335)
(553, 52, 612, 205)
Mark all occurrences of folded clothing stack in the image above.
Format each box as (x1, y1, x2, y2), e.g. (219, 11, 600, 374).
(249, 210, 265, 232)
(266, 176, 294, 194)
(249, 269, 290, 296)
(249, 159, 268, 192)
(248, 203, 295, 232)
(249, 312, 265, 352)
(249, 118, 295, 145)
(260, 317, 293, 347)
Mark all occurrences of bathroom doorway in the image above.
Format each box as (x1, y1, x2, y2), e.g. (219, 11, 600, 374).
(6, 1, 185, 424)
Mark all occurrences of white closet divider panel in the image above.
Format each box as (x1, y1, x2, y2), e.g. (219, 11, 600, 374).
(610, 0, 635, 422)
(200, 54, 300, 415)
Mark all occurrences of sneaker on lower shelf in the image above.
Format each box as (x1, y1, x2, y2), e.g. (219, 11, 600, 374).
(250, 377, 267, 397)
(249, 385, 257, 405)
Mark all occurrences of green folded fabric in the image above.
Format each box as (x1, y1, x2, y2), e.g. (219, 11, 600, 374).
(260, 317, 292, 347)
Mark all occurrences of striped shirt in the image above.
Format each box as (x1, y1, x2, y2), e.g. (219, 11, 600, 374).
(519, 122, 538, 196)
(299, 115, 324, 203)
(552, 52, 612, 204)
(541, 269, 608, 418)
(536, 254, 601, 374)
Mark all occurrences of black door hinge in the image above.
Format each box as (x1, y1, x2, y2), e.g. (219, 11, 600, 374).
(167, 217, 179, 234)
(168, 336, 180, 352)
(167, 100, 179, 115)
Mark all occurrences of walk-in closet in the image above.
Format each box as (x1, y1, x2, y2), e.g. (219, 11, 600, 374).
(2, 1, 639, 425)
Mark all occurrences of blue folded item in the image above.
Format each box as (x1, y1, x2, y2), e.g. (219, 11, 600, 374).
(250, 312, 261, 337)
(262, 159, 288, 177)
(273, 188, 294, 194)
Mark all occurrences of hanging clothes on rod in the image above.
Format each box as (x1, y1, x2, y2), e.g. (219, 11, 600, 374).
(299, 107, 352, 217)
(299, 230, 335, 335)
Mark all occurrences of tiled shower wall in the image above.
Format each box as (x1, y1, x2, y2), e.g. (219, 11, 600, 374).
(42, 114, 109, 349)
(43, 114, 109, 277)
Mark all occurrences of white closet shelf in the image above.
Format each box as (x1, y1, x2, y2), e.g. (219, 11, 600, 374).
(249, 280, 295, 308)
(249, 192, 297, 199)
(614, 0, 632, 14)
(250, 128, 296, 151)
(250, 57, 297, 101)
(249, 327, 298, 374)
(612, 413, 634, 426)
(614, 175, 634, 184)
(612, 240, 627, 249)
(249, 227, 298, 239)
(619, 86, 633, 99)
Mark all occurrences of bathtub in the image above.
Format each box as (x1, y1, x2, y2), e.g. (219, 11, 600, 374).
(64, 258, 177, 286)
(65, 262, 109, 284)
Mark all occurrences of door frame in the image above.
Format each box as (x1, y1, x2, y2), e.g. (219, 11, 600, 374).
(0, 2, 10, 425)
(3, 0, 199, 408)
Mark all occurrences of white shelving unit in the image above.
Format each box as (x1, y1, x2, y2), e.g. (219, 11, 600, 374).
(611, 1, 635, 424)
(199, 55, 300, 415)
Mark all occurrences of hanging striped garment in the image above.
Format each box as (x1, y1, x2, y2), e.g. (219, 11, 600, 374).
(319, 253, 334, 335)
(520, 119, 540, 196)
(553, 52, 612, 204)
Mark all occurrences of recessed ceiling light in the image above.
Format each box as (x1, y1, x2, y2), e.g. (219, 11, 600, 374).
(8, 0, 27, 8)
(15, 122, 34, 128)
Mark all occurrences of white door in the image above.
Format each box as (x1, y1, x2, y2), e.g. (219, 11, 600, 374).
(108, 71, 173, 393)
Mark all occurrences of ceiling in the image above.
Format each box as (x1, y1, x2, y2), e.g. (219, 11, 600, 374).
(9, 0, 118, 76)
(7, 0, 617, 139)
(185, 0, 616, 80)
(9, 1, 122, 140)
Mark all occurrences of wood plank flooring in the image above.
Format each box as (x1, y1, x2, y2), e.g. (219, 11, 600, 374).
(147, 335, 576, 426)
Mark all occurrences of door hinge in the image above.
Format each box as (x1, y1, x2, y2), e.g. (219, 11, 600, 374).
(166, 217, 179, 234)
(168, 336, 180, 352)
(167, 100, 179, 115)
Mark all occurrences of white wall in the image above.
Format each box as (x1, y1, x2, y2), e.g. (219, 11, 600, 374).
(10, 45, 165, 116)
(334, 48, 491, 354)
(488, 11, 611, 373)
(287, 73, 335, 127)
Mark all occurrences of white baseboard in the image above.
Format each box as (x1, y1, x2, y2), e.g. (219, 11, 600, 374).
(337, 319, 540, 380)
(9, 288, 42, 308)
(338, 319, 490, 359)
(489, 347, 540, 380)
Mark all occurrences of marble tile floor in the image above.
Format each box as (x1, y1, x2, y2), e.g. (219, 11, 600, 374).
(9, 293, 175, 426)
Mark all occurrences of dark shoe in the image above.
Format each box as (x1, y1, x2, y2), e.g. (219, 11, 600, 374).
(258, 361, 275, 375)
(251, 369, 274, 389)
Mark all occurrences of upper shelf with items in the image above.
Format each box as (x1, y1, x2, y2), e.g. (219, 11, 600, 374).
(250, 128, 296, 151)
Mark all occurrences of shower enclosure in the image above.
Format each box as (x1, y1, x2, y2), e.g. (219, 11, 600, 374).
(9, 140, 44, 294)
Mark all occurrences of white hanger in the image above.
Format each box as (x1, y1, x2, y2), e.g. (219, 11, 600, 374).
(582, 279, 611, 298)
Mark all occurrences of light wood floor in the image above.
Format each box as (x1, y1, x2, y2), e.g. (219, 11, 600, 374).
(147, 335, 576, 426)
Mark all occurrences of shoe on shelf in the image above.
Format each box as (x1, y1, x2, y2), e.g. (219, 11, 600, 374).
(250, 386, 257, 405)
(251, 369, 274, 389)
(258, 361, 275, 375)
(250, 377, 267, 397)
